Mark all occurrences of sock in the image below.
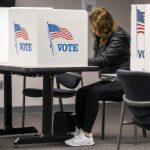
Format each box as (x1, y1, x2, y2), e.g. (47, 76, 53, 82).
(82, 129, 92, 138)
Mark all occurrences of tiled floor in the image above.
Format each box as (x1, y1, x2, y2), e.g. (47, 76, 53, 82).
(0, 107, 149, 150)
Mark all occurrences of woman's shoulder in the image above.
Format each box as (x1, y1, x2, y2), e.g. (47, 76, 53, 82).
(110, 26, 130, 44)
(113, 27, 130, 39)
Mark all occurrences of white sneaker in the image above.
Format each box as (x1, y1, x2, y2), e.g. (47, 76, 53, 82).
(65, 130, 94, 146)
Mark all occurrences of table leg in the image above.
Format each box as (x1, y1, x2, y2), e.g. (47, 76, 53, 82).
(42, 75, 53, 135)
(14, 75, 68, 145)
(0, 74, 37, 135)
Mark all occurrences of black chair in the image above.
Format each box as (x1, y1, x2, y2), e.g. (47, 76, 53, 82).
(22, 72, 83, 128)
(99, 73, 147, 140)
(117, 69, 150, 150)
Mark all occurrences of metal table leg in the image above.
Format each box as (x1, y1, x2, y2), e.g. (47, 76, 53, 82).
(14, 75, 67, 145)
(0, 74, 37, 135)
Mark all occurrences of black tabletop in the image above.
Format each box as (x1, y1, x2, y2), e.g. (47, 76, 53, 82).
(0, 65, 100, 76)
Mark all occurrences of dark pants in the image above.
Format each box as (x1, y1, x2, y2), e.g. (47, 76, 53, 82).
(75, 79, 123, 133)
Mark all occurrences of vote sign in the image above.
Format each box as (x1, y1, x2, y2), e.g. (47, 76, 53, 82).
(0, 8, 88, 67)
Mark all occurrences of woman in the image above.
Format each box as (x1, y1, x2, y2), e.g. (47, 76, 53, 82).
(65, 7, 130, 146)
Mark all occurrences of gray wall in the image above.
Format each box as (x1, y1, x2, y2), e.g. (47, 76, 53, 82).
(0, 0, 134, 107)
(16, 0, 81, 9)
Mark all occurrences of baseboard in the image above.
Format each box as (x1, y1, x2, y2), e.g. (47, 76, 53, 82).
(0, 102, 122, 114)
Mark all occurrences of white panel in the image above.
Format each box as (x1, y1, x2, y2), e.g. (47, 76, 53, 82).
(38, 9, 88, 67)
(0, 8, 9, 64)
(131, 5, 145, 71)
(9, 8, 39, 67)
(144, 5, 150, 72)
(3, 8, 88, 67)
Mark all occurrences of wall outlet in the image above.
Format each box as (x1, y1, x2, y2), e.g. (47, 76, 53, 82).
(0, 80, 4, 90)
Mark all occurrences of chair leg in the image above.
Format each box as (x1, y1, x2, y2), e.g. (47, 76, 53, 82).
(134, 124, 138, 144)
(22, 76, 26, 128)
(101, 100, 105, 140)
(142, 129, 147, 138)
(116, 101, 126, 150)
(58, 98, 64, 112)
(56, 78, 64, 112)
(22, 94, 25, 128)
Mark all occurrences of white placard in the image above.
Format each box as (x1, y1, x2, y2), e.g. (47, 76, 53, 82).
(131, 5, 145, 71)
(144, 5, 150, 72)
(0, 8, 88, 67)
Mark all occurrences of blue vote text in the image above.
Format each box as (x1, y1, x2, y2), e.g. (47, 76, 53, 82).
(19, 43, 32, 51)
(57, 44, 79, 52)
(137, 49, 144, 58)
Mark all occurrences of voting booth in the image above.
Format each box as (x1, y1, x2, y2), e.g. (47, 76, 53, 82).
(131, 5, 145, 71)
(0, 8, 9, 64)
(131, 4, 150, 72)
(0, 8, 88, 67)
(144, 5, 150, 72)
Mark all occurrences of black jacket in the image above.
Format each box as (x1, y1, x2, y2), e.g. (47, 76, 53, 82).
(88, 27, 130, 74)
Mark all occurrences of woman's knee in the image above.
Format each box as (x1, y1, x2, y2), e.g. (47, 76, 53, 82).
(76, 86, 88, 96)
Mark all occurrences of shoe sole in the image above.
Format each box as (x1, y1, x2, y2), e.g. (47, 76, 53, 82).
(65, 141, 95, 147)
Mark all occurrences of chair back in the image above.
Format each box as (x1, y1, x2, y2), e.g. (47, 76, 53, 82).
(56, 72, 83, 89)
(117, 69, 150, 118)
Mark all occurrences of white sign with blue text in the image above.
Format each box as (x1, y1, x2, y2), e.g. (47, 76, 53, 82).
(37, 9, 88, 67)
(131, 5, 145, 71)
(131, 4, 150, 72)
(144, 5, 150, 72)
(1, 8, 88, 67)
